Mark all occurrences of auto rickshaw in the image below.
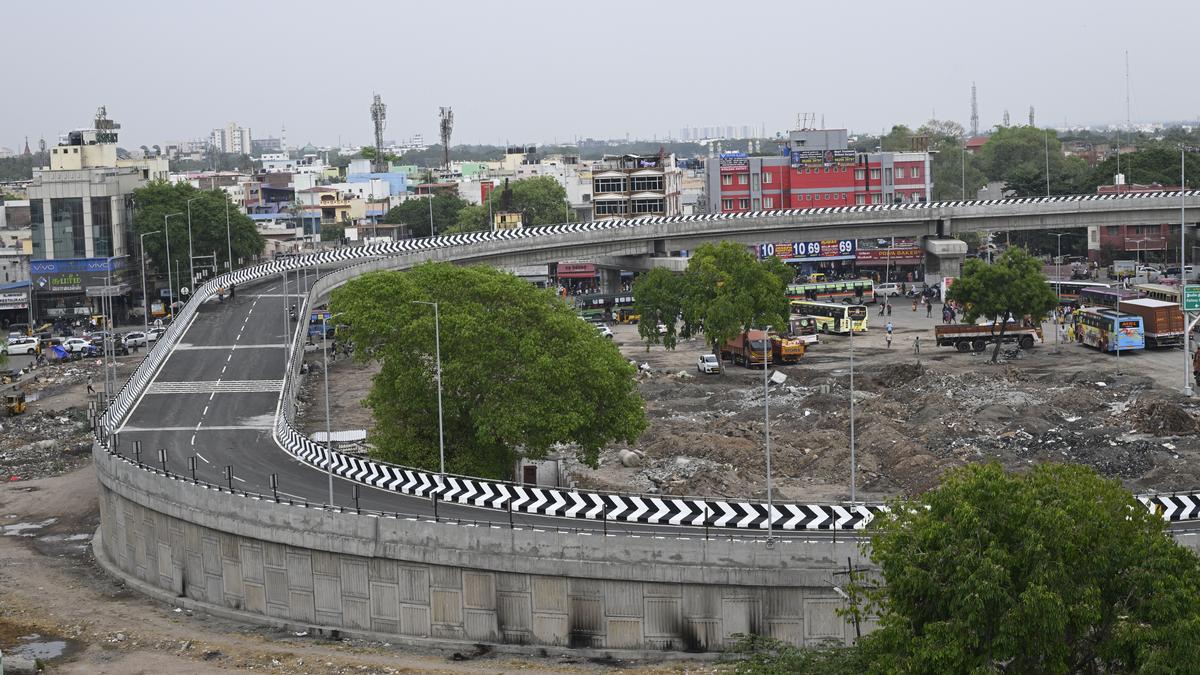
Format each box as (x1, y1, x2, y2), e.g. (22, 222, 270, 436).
(5, 391, 26, 416)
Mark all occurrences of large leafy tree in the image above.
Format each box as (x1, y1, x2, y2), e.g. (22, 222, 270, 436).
(486, 176, 571, 226)
(331, 263, 646, 478)
(131, 182, 264, 295)
(1088, 146, 1200, 190)
(977, 126, 1091, 196)
(946, 247, 1058, 362)
(852, 463, 1200, 673)
(633, 242, 790, 360)
(381, 192, 468, 238)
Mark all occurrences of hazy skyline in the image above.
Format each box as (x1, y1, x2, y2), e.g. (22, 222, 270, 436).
(4, 0, 1199, 149)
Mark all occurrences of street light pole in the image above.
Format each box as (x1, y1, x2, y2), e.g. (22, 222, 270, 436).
(412, 301, 445, 477)
(186, 196, 202, 290)
(763, 325, 773, 540)
(1182, 146, 1193, 396)
(849, 310, 857, 504)
(225, 196, 234, 274)
(322, 312, 342, 506)
(164, 213, 183, 318)
(139, 230, 162, 336)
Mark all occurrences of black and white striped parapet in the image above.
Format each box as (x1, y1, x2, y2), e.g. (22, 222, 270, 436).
(99, 191, 1200, 531)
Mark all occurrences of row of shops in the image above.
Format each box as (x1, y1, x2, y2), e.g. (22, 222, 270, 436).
(755, 237, 926, 283)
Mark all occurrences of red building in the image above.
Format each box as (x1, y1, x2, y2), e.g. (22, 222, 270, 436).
(1092, 183, 1180, 262)
(705, 129, 932, 214)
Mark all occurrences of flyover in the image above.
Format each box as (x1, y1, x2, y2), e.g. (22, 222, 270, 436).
(91, 191, 1200, 652)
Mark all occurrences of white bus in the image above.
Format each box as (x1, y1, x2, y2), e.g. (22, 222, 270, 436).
(790, 300, 868, 334)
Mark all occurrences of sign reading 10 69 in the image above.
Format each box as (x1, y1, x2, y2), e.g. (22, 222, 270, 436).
(758, 239, 856, 260)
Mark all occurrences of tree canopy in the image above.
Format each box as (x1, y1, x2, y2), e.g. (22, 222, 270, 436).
(976, 126, 1092, 196)
(852, 463, 1200, 673)
(946, 247, 1058, 362)
(381, 193, 468, 237)
(1089, 146, 1200, 189)
(330, 263, 646, 478)
(130, 181, 264, 295)
(632, 241, 791, 356)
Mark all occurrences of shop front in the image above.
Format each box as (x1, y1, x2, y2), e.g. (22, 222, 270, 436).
(31, 258, 132, 326)
(0, 282, 33, 331)
(854, 238, 924, 283)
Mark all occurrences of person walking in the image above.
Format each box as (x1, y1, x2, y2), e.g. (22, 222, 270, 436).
(926, 298, 933, 318)
(885, 332, 893, 349)
(914, 335, 921, 354)
(86, 375, 95, 395)
(886, 302, 893, 316)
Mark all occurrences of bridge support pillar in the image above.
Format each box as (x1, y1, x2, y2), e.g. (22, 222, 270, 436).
(598, 267, 623, 294)
(922, 237, 969, 285)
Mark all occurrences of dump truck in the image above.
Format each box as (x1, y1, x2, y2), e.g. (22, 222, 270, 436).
(720, 330, 772, 368)
(934, 322, 1043, 352)
(1119, 298, 1185, 348)
(771, 335, 807, 364)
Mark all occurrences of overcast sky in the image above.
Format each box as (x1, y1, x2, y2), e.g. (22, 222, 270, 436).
(4, 0, 1198, 149)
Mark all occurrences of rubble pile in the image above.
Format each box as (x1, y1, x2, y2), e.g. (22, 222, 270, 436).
(569, 359, 1200, 501)
(0, 409, 92, 481)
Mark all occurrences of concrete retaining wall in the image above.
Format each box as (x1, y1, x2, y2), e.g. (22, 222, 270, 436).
(94, 445, 874, 652)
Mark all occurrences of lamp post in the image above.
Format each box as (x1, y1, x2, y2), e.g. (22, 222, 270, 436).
(102, 254, 127, 398)
(763, 325, 773, 540)
(1181, 146, 1193, 396)
(224, 196, 234, 274)
(412, 301, 445, 479)
(186, 196, 201, 289)
(139, 230, 162, 336)
(321, 311, 342, 506)
(164, 213, 183, 317)
(847, 305, 866, 504)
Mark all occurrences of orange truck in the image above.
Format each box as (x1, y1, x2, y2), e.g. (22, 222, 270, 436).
(721, 330, 773, 368)
(771, 335, 807, 364)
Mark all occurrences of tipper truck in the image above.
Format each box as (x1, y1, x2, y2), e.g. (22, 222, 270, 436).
(1118, 298, 1184, 348)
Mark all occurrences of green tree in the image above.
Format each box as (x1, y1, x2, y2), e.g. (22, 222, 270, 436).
(977, 126, 1091, 196)
(447, 204, 487, 234)
(880, 125, 914, 152)
(930, 141, 988, 201)
(131, 182, 264, 297)
(852, 463, 1200, 673)
(331, 263, 646, 478)
(320, 222, 345, 242)
(381, 193, 468, 237)
(946, 247, 1058, 362)
(633, 242, 790, 361)
(483, 176, 571, 226)
(1088, 146, 1200, 190)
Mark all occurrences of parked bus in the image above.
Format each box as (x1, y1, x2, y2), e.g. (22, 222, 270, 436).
(1079, 286, 1142, 309)
(786, 279, 875, 305)
(575, 293, 635, 322)
(787, 315, 820, 344)
(790, 300, 868, 334)
(1132, 283, 1182, 304)
(1075, 307, 1145, 353)
(1045, 280, 1109, 304)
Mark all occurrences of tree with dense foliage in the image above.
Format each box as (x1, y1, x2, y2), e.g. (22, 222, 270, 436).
(381, 192, 468, 237)
(331, 263, 646, 478)
(880, 124, 915, 152)
(1088, 146, 1200, 190)
(131, 182, 264, 297)
(977, 126, 1091, 196)
(447, 204, 488, 234)
(632, 242, 791, 361)
(849, 463, 1200, 673)
(485, 176, 571, 226)
(946, 247, 1058, 362)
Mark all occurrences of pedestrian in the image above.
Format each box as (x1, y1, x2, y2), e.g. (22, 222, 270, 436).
(86, 375, 95, 395)
(912, 297, 918, 312)
(886, 321, 894, 336)
(879, 300, 886, 316)
(886, 303, 893, 316)
(914, 336, 921, 354)
(926, 298, 933, 318)
(230, 284, 236, 300)
(885, 332, 893, 349)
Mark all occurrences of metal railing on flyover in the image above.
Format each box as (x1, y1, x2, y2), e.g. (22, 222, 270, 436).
(94, 194, 1200, 532)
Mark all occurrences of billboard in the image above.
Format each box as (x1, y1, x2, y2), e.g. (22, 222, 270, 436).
(719, 152, 749, 172)
(0, 291, 29, 311)
(855, 248, 923, 263)
(790, 149, 856, 168)
(758, 239, 855, 261)
(31, 258, 128, 294)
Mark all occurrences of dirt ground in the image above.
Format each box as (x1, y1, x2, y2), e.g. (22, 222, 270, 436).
(301, 305, 1200, 504)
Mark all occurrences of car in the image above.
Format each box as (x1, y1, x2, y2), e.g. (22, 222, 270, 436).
(87, 331, 111, 345)
(4, 337, 40, 355)
(875, 283, 901, 297)
(656, 323, 668, 335)
(63, 337, 92, 353)
(697, 354, 720, 374)
(147, 327, 167, 342)
(593, 323, 613, 339)
(123, 331, 148, 347)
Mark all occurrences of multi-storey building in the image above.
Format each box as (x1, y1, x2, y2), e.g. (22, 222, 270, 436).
(591, 154, 682, 220)
(27, 109, 168, 321)
(211, 122, 252, 154)
(705, 129, 932, 214)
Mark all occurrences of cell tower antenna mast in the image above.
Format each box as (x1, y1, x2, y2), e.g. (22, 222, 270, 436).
(970, 82, 979, 136)
(370, 94, 387, 173)
(439, 107, 454, 171)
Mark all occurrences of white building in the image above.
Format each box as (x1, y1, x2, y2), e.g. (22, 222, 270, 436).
(211, 122, 252, 154)
(591, 154, 682, 220)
